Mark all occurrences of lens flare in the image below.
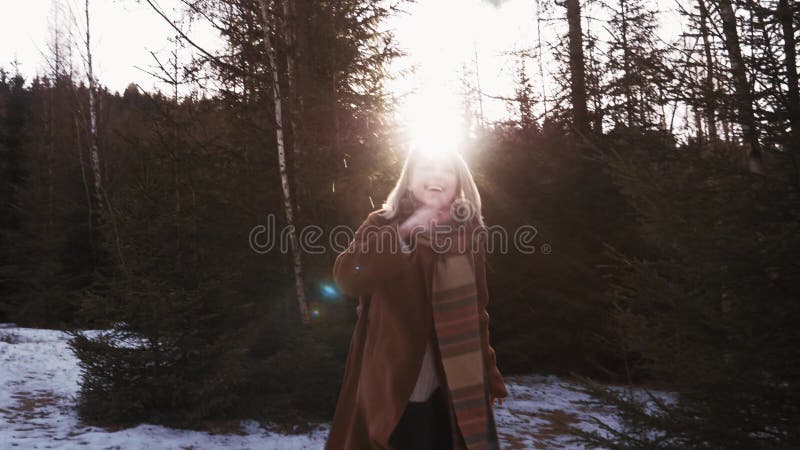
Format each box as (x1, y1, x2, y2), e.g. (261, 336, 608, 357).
(319, 282, 339, 300)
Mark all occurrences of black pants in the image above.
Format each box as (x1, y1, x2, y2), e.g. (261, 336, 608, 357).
(389, 386, 454, 450)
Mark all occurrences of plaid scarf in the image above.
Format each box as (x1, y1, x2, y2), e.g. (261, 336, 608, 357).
(414, 218, 501, 450)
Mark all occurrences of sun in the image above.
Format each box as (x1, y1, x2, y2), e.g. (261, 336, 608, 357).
(387, 0, 495, 160)
(402, 84, 468, 160)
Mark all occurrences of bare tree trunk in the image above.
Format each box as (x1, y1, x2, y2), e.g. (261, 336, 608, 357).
(619, 0, 636, 128)
(585, 17, 603, 133)
(282, 0, 299, 108)
(282, 0, 310, 222)
(74, 115, 94, 253)
(684, 36, 705, 145)
(84, 0, 105, 211)
(45, 7, 63, 242)
(535, 0, 549, 120)
(171, 36, 182, 268)
(712, 48, 733, 143)
(721, 114, 731, 142)
(566, 0, 590, 135)
(473, 43, 486, 129)
(82, 0, 128, 273)
(258, 0, 310, 324)
(330, 1, 341, 207)
(717, 0, 765, 174)
(777, 0, 799, 185)
(697, 0, 719, 142)
(43, 74, 54, 244)
(694, 103, 705, 145)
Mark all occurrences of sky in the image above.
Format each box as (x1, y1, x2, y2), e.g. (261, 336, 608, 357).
(0, 0, 685, 130)
(0, 0, 221, 95)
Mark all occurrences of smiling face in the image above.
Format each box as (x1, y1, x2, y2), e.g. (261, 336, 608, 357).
(407, 153, 459, 210)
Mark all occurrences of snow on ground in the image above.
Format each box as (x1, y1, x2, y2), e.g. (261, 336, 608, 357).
(0, 324, 674, 449)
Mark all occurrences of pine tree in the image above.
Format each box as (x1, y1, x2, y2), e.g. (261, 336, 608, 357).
(512, 57, 538, 133)
(737, 0, 800, 181)
(602, 0, 667, 129)
(716, 0, 765, 174)
(565, 0, 591, 135)
(0, 69, 31, 323)
(566, 130, 800, 449)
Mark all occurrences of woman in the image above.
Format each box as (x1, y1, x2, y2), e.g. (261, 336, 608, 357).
(324, 148, 509, 450)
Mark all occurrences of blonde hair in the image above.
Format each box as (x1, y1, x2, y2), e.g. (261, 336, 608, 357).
(379, 148, 485, 227)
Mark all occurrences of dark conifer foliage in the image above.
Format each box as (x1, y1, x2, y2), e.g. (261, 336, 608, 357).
(565, 129, 800, 449)
(468, 122, 639, 378)
(602, 0, 668, 129)
(0, 71, 32, 323)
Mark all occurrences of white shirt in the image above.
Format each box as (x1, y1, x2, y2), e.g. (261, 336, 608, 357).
(408, 338, 441, 402)
(397, 223, 441, 402)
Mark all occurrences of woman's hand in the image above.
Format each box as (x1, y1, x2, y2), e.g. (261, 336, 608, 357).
(333, 211, 414, 297)
(398, 205, 453, 240)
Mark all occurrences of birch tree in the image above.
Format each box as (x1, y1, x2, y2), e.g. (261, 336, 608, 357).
(83, 0, 104, 212)
(78, 0, 127, 272)
(258, 0, 310, 324)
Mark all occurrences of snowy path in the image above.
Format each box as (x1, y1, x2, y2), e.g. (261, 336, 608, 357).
(0, 325, 658, 449)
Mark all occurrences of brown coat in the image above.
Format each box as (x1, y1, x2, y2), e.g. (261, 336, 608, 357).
(324, 209, 509, 450)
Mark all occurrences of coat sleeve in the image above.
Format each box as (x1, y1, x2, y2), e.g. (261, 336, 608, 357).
(333, 211, 413, 298)
(475, 242, 510, 399)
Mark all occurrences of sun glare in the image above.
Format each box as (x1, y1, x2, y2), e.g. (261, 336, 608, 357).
(389, 0, 507, 160)
(404, 86, 466, 159)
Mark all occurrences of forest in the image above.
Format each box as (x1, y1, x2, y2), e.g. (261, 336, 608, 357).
(0, 0, 798, 448)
